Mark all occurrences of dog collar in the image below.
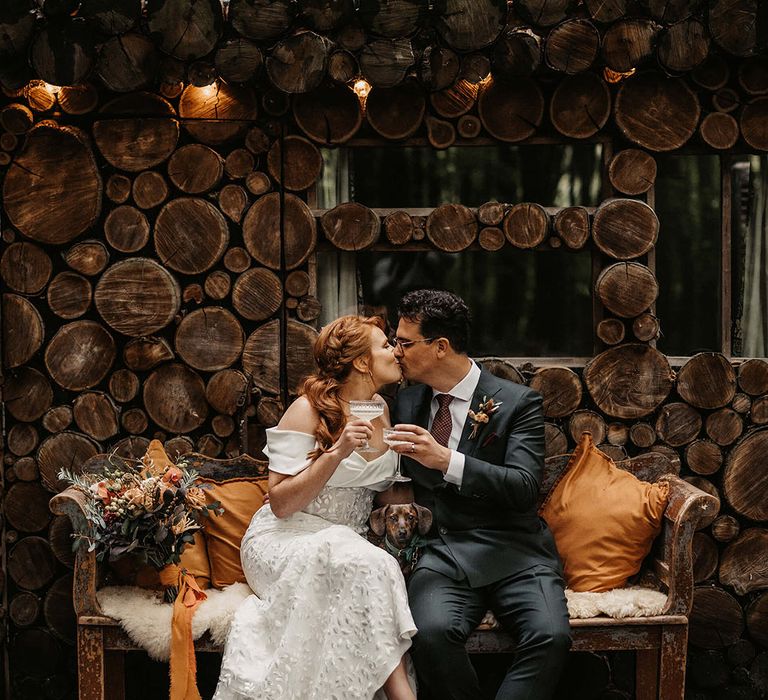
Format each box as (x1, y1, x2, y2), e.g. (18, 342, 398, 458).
(385, 535, 426, 562)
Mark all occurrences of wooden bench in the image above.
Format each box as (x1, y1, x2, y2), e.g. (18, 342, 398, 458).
(51, 450, 717, 700)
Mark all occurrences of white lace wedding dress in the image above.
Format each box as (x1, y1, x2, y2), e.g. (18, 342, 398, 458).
(213, 428, 417, 700)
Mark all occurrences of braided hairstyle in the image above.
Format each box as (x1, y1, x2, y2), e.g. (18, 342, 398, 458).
(302, 314, 385, 459)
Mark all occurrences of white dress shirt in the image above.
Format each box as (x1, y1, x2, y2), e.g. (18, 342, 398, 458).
(427, 361, 481, 486)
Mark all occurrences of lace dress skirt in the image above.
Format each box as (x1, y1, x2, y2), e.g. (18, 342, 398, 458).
(213, 488, 417, 700)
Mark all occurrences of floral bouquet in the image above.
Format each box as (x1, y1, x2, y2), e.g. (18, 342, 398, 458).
(59, 442, 222, 602)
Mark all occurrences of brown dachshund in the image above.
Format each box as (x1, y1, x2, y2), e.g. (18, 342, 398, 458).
(369, 503, 433, 578)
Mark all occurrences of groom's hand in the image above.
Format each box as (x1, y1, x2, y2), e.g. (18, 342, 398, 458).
(392, 424, 451, 473)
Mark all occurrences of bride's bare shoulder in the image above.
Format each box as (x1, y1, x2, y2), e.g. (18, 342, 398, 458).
(276, 396, 320, 433)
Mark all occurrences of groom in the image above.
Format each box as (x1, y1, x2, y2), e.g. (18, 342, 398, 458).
(391, 289, 571, 700)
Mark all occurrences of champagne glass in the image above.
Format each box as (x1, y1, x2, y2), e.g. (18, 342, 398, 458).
(382, 428, 413, 482)
(348, 399, 385, 453)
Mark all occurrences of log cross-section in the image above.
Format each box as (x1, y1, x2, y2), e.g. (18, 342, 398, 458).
(44, 322, 116, 392)
(174, 307, 245, 372)
(615, 72, 700, 152)
(322, 202, 381, 250)
(676, 353, 737, 410)
(426, 204, 476, 252)
(242, 319, 319, 395)
(3, 123, 102, 244)
(723, 428, 768, 522)
(95, 258, 181, 337)
(154, 198, 229, 275)
(143, 363, 209, 434)
(595, 262, 659, 318)
(592, 199, 659, 260)
(243, 192, 317, 270)
(584, 345, 674, 419)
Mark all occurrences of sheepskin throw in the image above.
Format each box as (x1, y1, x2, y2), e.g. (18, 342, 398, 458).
(565, 586, 668, 619)
(98, 582, 668, 659)
(97, 583, 251, 661)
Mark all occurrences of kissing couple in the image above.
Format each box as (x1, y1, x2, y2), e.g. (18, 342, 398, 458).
(214, 289, 571, 700)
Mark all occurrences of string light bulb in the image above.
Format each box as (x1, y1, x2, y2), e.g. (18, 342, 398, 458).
(200, 81, 218, 96)
(352, 78, 371, 100)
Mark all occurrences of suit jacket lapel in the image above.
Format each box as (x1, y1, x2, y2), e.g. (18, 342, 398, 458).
(458, 369, 502, 455)
(414, 384, 432, 429)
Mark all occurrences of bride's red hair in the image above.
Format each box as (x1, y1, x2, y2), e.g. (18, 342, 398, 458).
(302, 315, 385, 459)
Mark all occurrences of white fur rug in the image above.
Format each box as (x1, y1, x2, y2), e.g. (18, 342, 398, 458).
(97, 583, 252, 661)
(565, 586, 668, 619)
(98, 583, 668, 659)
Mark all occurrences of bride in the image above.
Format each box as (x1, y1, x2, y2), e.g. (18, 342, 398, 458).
(214, 315, 417, 700)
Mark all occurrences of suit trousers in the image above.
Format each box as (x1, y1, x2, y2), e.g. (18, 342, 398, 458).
(407, 563, 571, 700)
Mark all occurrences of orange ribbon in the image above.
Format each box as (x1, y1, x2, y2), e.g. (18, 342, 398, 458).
(159, 564, 207, 700)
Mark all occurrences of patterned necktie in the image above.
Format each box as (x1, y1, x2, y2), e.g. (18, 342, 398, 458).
(430, 394, 454, 447)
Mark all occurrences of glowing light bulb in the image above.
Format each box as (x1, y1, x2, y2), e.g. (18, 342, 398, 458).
(352, 79, 371, 99)
(190, 81, 219, 102)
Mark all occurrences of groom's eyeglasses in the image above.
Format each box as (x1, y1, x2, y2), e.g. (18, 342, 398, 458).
(389, 337, 436, 349)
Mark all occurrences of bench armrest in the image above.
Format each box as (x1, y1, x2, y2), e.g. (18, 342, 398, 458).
(50, 487, 103, 617)
(655, 475, 719, 616)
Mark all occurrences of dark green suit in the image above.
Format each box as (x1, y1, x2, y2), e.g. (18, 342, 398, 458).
(394, 368, 571, 700)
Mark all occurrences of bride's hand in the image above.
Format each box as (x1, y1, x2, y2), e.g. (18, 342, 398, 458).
(331, 419, 374, 459)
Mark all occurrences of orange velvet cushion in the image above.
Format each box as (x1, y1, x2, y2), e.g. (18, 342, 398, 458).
(144, 438, 175, 472)
(200, 477, 269, 589)
(540, 433, 670, 593)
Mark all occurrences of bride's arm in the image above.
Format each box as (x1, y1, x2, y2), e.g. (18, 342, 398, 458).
(268, 397, 373, 518)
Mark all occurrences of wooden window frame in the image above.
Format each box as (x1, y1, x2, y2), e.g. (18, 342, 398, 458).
(308, 141, 754, 368)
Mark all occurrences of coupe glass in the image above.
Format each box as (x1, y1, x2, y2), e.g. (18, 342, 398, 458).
(348, 399, 385, 453)
(382, 428, 413, 482)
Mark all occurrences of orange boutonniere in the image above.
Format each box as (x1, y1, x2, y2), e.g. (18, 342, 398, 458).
(467, 396, 503, 440)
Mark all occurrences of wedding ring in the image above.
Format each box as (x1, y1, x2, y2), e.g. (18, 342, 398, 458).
(409, 443, 415, 453)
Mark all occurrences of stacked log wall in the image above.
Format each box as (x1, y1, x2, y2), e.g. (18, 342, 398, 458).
(1, 1, 767, 697)
(0, 87, 327, 700)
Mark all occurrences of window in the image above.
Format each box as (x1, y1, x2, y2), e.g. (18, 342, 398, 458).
(732, 155, 768, 357)
(350, 144, 603, 208)
(653, 155, 721, 355)
(317, 144, 602, 356)
(358, 248, 593, 356)
(315, 146, 767, 360)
